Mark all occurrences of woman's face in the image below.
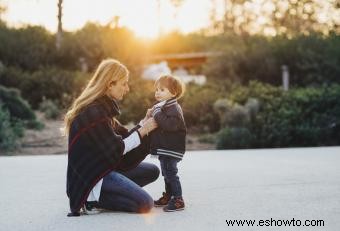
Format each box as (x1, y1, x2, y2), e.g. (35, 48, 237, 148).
(107, 75, 129, 101)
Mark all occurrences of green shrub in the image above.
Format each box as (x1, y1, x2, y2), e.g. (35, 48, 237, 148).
(0, 85, 35, 120)
(24, 120, 44, 130)
(0, 26, 56, 71)
(0, 85, 43, 131)
(0, 104, 24, 152)
(118, 78, 155, 124)
(197, 133, 217, 143)
(203, 34, 340, 87)
(217, 127, 253, 149)
(181, 82, 230, 132)
(216, 82, 340, 148)
(0, 66, 90, 109)
(39, 98, 60, 119)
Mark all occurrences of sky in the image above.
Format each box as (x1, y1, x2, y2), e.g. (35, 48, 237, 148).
(1, 0, 338, 38)
(1, 0, 216, 38)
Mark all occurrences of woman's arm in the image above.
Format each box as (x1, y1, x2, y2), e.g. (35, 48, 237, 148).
(117, 118, 157, 171)
(122, 118, 157, 154)
(123, 131, 141, 154)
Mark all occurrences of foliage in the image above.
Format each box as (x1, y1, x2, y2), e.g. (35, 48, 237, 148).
(216, 82, 340, 148)
(118, 78, 155, 124)
(209, 0, 339, 36)
(0, 66, 90, 109)
(0, 104, 24, 152)
(217, 127, 254, 149)
(204, 33, 340, 86)
(39, 98, 60, 119)
(181, 82, 230, 132)
(0, 85, 35, 120)
(0, 26, 56, 71)
(0, 19, 339, 151)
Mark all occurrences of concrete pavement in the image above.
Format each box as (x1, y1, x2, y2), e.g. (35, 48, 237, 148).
(0, 147, 339, 231)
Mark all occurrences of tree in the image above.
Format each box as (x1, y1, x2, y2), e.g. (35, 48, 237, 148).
(270, 0, 339, 36)
(156, 0, 163, 37)
(0, 3, 7, 26)
(209, 0, 339, 37)
(208, 0, 220, 34)
(170, 0, 185, 31)
(56, 0, 63, 50)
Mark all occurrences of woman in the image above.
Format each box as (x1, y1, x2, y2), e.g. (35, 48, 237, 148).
(64, 59, 159, 216)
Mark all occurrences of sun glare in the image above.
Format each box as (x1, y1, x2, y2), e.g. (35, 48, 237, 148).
(2, 0, 337, 38)
(2, 0, 211, 39)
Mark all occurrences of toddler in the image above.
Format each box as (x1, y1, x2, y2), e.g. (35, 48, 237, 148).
(148, 75, 187, 212)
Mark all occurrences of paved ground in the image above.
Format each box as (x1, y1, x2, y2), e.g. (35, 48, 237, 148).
(1, 147, 339, 231)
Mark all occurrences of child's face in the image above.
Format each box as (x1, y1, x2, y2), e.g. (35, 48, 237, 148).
(155, 84, 175, 102)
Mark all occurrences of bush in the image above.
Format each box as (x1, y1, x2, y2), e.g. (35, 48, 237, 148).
(217, 127, 253, 149)
(0, 85, 43, 131)
(0, 85, 35, 120)
(0, 104, 24, 152)
(216, 82, 340, 148)
(0, 66, 90, 109)
(118, 78, 155, 124)
(203, 34, 340, 87)
(39, 98, 60, 119)
(197, 133, 217, 143)
(0, 26, 56, 71)
(181, 82, 230, 132)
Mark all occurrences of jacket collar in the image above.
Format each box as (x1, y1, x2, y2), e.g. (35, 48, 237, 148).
(164, 97, 177, 107)
(98, 95, 121, 117)
(154, 97, 177, 108)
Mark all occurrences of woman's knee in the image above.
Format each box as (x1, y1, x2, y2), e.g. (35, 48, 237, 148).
(143, 162, 160, 182)
(151, 164, 160, 182)
(137, 191, 154, 213)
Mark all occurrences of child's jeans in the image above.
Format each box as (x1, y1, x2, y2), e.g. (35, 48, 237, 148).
(159, 155, 182, 198)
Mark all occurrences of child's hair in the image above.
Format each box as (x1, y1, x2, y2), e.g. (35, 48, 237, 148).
(155, 75, 185, 99)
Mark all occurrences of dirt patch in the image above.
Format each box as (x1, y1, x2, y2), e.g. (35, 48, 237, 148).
(10, 113, 215, 156)
(11, 113, 67, 156)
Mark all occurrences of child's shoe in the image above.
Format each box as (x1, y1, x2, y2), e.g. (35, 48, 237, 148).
(163, 197, 185, 212)
(154, 192, 171, 207)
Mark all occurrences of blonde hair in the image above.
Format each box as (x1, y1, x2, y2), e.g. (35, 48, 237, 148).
(63, 59, 129, 135)
(155, 75, 185, 99)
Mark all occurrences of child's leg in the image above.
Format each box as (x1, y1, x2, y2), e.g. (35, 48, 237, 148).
(162, 157, 185, 211)
(162, 157, 182, 198)
(159, 156, 172, 195)
(154, 156, 172, 206)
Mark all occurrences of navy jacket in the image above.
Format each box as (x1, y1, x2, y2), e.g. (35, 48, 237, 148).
(150, 98, 187, 159)
(66, 95, 149, 215)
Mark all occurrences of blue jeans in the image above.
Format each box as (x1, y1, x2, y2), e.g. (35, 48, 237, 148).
(159, 156, 182, 198)
(97, 162, 159, 213)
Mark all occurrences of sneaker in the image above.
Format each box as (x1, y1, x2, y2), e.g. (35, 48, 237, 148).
(154, 192, 171, 207)
(81, 201, 101, 215)
(163, 197, 185, 212)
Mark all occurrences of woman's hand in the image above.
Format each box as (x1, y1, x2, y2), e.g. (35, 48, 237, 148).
(146, 108, 153, 118)
(138, 118, 158, 137)
(139, 108, 153, 126)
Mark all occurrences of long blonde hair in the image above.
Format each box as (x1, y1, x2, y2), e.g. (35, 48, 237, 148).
(64, 59, 129, 135)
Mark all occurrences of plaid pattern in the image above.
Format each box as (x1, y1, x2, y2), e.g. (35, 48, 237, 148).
(66, 95, 150, 214)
